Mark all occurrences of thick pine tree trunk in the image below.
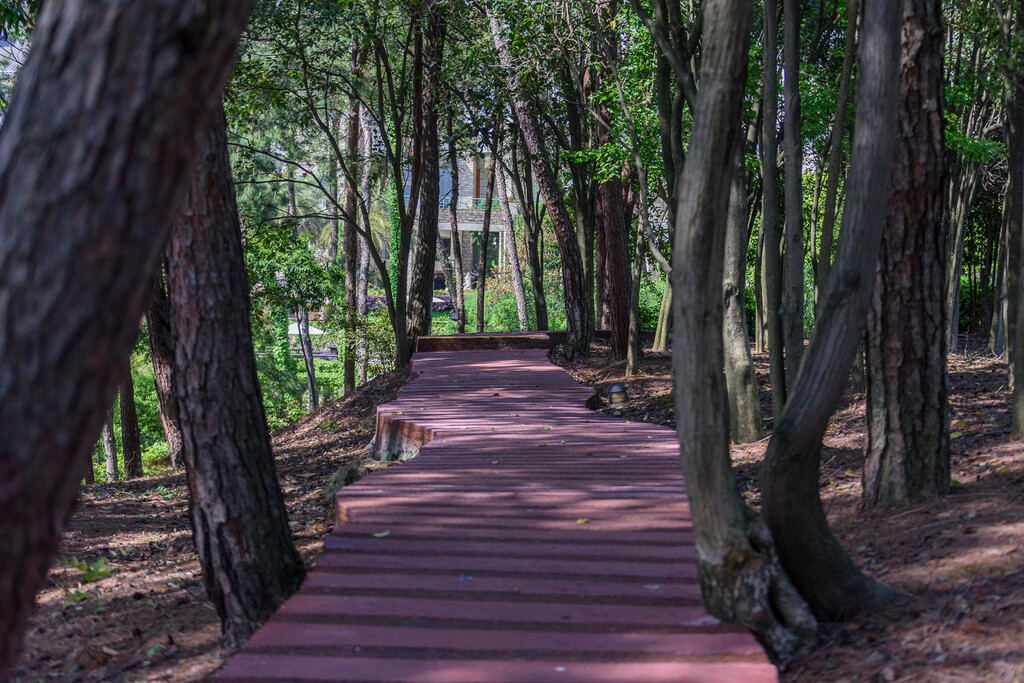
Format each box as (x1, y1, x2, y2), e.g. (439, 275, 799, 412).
(762, 0, 787, 418)
(476, 159, 497, 333)
(167, 113, 305, 647)
(724, 142, 764, 443)
(0, 0, 254, 673)
(488, 6, 589, 358)
(120, 361, 144, 479)
(760, 0, 904, 620)
(863, 0, 949, 507)
(146, 266, 184, 469)
(407, 10, 446, 349)
(102, 407, 119, 483)
(672, 0, 816, 663)
(782, 0, 805, 390)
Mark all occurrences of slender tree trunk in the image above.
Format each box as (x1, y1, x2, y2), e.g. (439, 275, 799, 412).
(476, 158, 497, 332)
(945, 164, 980, 352)
(120, 360, 144, 479)
(724, 142, 764, 443)
(782, 0, 806, 393)
(626, 222, 647, 374)
(83, 448, 95, 484)
(447, 113, 467, 333)
(864, 0, 949, 507)
(990, 179, 1009, 355)
(167, 113, 305, 647)
(817, 0, 859, 308)
(146, 264, 183, 469)
(488, 6, 589, 358)
(102, 407, 119, 483)
(494, 152, 530, 330)
(652, 281, 672, 352)
(297, 306, 319, 412)
(761, 0, 904, 619)
(1009, 1, 1024, 437)
(343, 82, 361, 393)
(0, 1, 254, 672)
(357, 106, 372, 382)
(755, 227, 767, 352)
(672, 0, 816, 662)
(762, 0, 787, 417)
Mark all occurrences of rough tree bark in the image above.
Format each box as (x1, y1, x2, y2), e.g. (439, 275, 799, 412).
(762, 0, 787, 418)
(0, 0, 255, 673)
(167, 113, 305, 646)
(761, 0, 904, 620)
(476, 157, 497, 333)
(724, 142, 764, 443)
(488, 6, 589, 358)
(782, 0, 806, 390)
(863, 0, 949, 507)
(343, 60, 362, 394)
(1010, 0, 1024, 437)
(120, 360, 144, 479)
(672, 0, 817, 662)
(407, 8, 446, 348)
(146, 264, 184, 469)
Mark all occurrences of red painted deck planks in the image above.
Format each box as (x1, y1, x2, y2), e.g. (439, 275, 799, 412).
(221, 343, 777, 682)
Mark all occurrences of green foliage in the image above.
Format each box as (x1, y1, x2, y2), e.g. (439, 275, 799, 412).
(638, 277, 664, 332)
(63, 557, 114, 583)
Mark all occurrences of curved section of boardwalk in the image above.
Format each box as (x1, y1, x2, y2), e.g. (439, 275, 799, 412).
(222, 345, 777, 682)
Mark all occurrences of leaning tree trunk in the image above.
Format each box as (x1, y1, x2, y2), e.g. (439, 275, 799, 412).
(762, 0, 787, 418)
(297, 306, 319, 412)
(120, 360, 144, 479)
(476, 159, 497, 333)
(782, 0, 805, 392)
(406, 10, 446, 349)
(167, 112, 305, 647)
(760, 0, 904, 620)
(146, 264, 184, 469)
(0, 0, 254, 674)
(863, 0, 949, 508)
(488, 6, 589, 358)
(494, 152, 530, 330)
(724, 141, 764, 443)
(672, 0, 817, 663)
(102, 406, 119, 482)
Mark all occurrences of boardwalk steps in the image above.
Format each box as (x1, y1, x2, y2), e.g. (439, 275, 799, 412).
(221, 337, 777, 681)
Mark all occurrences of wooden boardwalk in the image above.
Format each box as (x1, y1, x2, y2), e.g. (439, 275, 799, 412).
(222, 339, 776, 681)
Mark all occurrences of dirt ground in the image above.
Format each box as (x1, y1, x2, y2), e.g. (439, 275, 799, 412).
(11, 340, 1024, 682)
(562, 339, 1024, 683)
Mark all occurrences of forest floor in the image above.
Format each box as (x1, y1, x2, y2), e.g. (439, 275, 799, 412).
(560, 338, 1024, 683)
(12, 339, 1024, 682)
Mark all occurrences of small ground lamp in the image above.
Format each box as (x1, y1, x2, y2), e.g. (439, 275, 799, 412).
(606, 382, 628, 405)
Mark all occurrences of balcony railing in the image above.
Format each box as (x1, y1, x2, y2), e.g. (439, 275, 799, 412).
(404, 194, 504, 211)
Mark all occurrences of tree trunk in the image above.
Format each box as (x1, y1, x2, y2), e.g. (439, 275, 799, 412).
(297, 306, 319, 412)
(863, 0, 949, 508)
(782, 0, 806, 391)
(84, 449, 95, 484)
(1009, 1, 1024, 437)
(120, 360, 144, 479)
(653, 280, 672, 352)
(945, 164, 980, 352)
(990, 183, 1009, 355)
(755, 227, 767, 352)
(494, 151, 530, 331)
(761, 0, 903, 620)
(102, 406, 119, 483)
(724, 142, 764, 443)
(0, 0, 254, 673)
(817, 0, 859, 310)
(625, 221, 647, 374)
(447, 114, 468, 333)
(672, 0, 817, 663)
(167, 112, 305, 647)
(476, 158, 497, 332)
(343, 81, 361, 394)
(406, 10, 446, 350)
(357, 105, 373, 382)
(762, 0, 787, 418)
(488, 6, 589, 358)
(146, 264, 183, 469)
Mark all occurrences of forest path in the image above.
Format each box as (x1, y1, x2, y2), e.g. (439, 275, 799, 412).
(221, 343, 776, 682)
